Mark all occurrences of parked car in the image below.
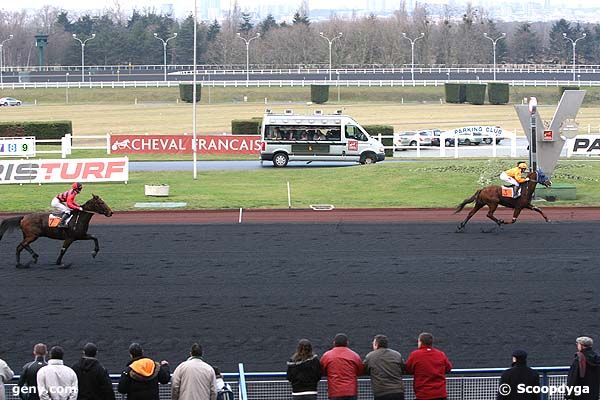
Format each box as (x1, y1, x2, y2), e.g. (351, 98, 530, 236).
(0, 97, 22, 106)
(481, 127, 504, 145)
(457, 131, 483, 146)
(430, 129, 455, 147)
(395, 131, 433, 148)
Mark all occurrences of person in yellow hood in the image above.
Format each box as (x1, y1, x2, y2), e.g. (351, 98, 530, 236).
(500, 162, 529, 188)
(117, 343, 170, 400)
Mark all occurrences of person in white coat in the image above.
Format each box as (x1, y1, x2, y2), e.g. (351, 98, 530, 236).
(171, 343, 217, 400)
(37, 347, 78, 400)
(0, 357, 14, 400)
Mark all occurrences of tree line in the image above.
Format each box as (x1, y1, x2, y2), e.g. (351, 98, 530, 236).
(1, 2, 600, 68)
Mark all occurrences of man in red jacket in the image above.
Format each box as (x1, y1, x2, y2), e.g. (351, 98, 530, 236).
(320, 333, 364, 400)
(405, 332, 453, 400)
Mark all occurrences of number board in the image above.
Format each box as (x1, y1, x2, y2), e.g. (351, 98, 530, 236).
(0, 137, 36, 157)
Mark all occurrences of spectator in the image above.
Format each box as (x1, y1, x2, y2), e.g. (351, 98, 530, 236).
(566, 336, 600, 400)
(18, 343, 48, 400)
(171, 343, 216, 400)
(37, 346, 78, 400)
(363, 334, 405, 400)
(496, 350, 539, 400)
(405, 332, 452, 400)
(0, 356, 14, 400)
(286, 339, 321, 400)
(117, 343, 170, 400)
(71, 343, 115, 400)
(213, 367, 233, 400)
(320, 333, 363, 400)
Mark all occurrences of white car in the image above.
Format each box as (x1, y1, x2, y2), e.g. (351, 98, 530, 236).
(0, 97, 22, 106)
(395, 131, 433, 148)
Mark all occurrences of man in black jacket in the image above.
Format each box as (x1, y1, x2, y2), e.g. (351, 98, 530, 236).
(567, 336, 600, 400)
(117, 343, 170, 400)
(17, 343, 48, 400)
(71, 343, 115, 400)
(497, 350, 540, 400)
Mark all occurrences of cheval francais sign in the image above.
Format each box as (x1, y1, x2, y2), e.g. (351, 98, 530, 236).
(110, 135, 261, 155)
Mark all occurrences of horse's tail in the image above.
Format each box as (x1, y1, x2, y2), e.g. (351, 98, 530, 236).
(454, 190, 482, 214)
(0, 216, 24, 241)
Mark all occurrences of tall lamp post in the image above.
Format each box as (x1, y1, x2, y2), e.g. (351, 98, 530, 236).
(319, 32, 342, 81)
(0, 34, 13, 85)
(72, 33, 95, 82)
(483, 32, 506, 81)
(401, 32, 424, 81)
(236, 33, 260, 81)
(153, 32, 178, 82)
(563, 32, 586, 82)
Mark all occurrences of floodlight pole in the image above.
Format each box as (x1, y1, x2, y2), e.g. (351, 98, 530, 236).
(319, 32, 343, 81)
(528, 97, 538, 173)
(237, 33, 260, 82)
(402, 32, 425, 81)
(193, 0, 198, 179)
(0, 34, 13, 85)
(483, 32, 506, 81)
(563, 33, 587, 82)
(153, 32, 178, 82)
(72, 33, 95, 82)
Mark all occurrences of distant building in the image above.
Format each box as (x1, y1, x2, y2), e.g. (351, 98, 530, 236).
(200, 0, 222, 21)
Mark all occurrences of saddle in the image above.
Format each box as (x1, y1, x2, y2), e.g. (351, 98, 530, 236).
(48, 213, 73, 228)
(501, 186, 520, 199)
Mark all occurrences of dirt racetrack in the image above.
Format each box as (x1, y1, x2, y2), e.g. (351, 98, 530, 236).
(0, 210, 599, 374)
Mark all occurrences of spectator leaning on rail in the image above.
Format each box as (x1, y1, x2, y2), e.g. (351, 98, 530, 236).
(171, 343, 217, 400)
(117, 343, 170, 400)
(36, 346, 78, 400)
(0, 355, 14, 400)
(566, 336, 600, 400)
(363, 334, 406, 400)
(496, 350, 539, 400)
(286, 339, 322, 400)
(320, 333, 364, 400)
(18, 343, 48, 400)
(405, 332, 452, 400)
(71, 343, 115, 400)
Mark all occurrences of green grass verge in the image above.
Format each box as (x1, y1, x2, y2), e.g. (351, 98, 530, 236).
(1, 159, 599, 212)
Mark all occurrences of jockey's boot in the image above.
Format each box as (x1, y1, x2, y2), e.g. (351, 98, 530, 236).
(57, 213, 70, 228)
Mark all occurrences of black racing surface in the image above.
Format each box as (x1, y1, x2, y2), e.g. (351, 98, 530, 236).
(1, 221, 599, 374)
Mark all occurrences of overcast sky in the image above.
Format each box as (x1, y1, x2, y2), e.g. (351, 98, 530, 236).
(2, 0, 599, 14)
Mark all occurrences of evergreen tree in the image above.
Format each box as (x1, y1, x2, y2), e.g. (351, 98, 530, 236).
(55, 11, 72, 32)
(292, 11, 309, 26)
(259, 14, 278, 35)
(548, 19, 574, 63)
(510, 23, 539, 63)
(207, 19, 221, 41)
(239, 12, 253, 33)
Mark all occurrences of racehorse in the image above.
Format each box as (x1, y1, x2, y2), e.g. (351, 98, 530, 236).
(455, 170, 552, 232)
(0, 195, 113, 268)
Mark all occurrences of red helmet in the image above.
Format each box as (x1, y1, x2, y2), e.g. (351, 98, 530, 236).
(72, 182, 83, 192)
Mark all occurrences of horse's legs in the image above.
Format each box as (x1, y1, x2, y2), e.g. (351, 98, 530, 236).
(503, 207, 524, 224)
(16, 235, 39, 266)
(526, 204, 550, 222)
(82, 234, 100, 258)
(485, 203, 504, 226)
(457, 201, 485, 231)
(56, 238, 75, 265)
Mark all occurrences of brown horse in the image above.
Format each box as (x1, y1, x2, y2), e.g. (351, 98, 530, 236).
(0, 195, 113, 268)
(455, 170, 551, 232)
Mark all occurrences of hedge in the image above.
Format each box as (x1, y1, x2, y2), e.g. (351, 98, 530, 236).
(488, 82, 510, 105)
(559, 86, 580, 98)
(231, 119, 261, 135)
(0, 121, 72, 139)
(466, 84, 487, 105)
(363, 124, 394, 157)
(311, 85, 329, 104)
(444, 83, 466, 104)
(179, 84, 202, 103)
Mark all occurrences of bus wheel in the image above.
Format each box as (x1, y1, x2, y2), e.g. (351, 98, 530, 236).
(273, 153, 289, 167)
(360, 153, 376, 165)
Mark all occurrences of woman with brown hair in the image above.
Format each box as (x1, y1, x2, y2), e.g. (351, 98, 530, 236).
(286, 339, 322, 400)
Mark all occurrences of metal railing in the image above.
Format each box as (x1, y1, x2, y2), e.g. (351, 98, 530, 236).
(5, 365, 570, 400)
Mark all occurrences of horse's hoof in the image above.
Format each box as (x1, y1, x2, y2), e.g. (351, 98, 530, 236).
(92, 251, 98, 258)
(32, 255, 39, 264)
(498, 220, 504, 225)
(58, 263, 72, 269)
(16, 263, 30, 269)
(455, 226, 464, 233)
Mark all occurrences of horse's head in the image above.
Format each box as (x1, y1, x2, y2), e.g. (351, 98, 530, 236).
(528, 169, 552, 188)
(82, 195, 113, 217)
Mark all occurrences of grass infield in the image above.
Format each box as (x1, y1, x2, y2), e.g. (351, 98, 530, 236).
(0, 160, 599, 212)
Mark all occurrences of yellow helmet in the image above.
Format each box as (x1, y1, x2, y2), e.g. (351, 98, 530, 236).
(518, 162, 528, 169)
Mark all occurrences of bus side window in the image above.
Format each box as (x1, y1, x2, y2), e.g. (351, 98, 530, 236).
(328, 129, 341, 141)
